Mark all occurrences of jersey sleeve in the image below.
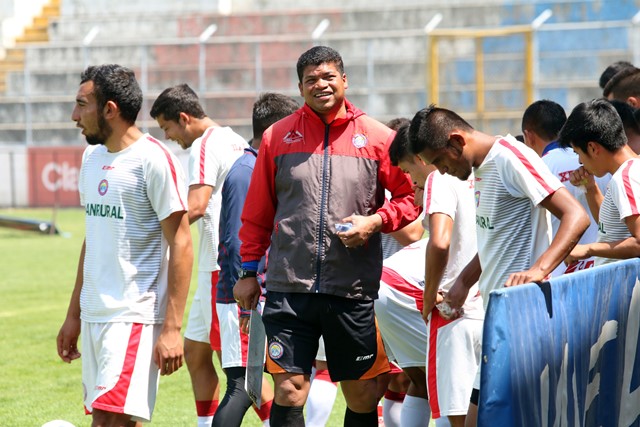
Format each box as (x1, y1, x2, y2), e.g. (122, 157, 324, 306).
(612, 160, 640, 221)
(188, 137, 223, 189)
(146, 144, 188, 221)
(424, 171, 458, 220)
(497, 138, 562, 206)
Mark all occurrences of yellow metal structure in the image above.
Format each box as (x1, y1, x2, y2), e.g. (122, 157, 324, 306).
(426, 24, 535, 129)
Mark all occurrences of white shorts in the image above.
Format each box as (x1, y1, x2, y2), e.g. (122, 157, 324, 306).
(185, 271, 221, 350)
(82, 321, 161, 422)
(374, 280, 428, 368)
(426, 310, 483, 418)
(315, 336, 327, 362)
(217, 302, 249, 368)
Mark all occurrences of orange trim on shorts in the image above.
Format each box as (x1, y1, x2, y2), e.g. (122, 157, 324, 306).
(265, 352, 288, 375)
(358, 318, 391, 380)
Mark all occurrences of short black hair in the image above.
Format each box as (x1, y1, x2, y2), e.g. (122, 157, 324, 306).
(149, 83, 206, 122)
(408, 105, 474, 155)
(388, 122, 411, 166)
(81, 64, 142, 125)
(521, 100, 567, 142)
(603, 66, 640, 99)
(609, 99, 640, 135)
(559, 98, 627, 152)
(252, 92, 299, 140)
(599, 60, 634, 90)
(296, 46, 344, 83)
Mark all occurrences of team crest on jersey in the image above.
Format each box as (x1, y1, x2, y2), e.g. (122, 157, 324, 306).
(98, 179, 109, 196)
(475, 190, 480, 207)
(283, 130, 303, 144)
(352, 133, 368, 148)
(269, 341, 284, 360)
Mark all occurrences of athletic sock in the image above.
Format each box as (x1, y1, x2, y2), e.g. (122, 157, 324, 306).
(196, 400, 218, 427)
(344, 407, 378, 427)
(306, 369, 338, 426)
(400, 395, 431, 427)
(382, 390, 406, 427)
(253, 398, 273, 425)
(270, 402, 304, 427)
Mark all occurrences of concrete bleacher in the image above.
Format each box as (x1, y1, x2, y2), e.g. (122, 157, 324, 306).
(0, 0, 637, 146)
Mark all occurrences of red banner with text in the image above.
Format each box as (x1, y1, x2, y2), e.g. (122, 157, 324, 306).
(28, 146, 84, 207)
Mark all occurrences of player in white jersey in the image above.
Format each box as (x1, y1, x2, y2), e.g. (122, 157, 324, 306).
(559, 99, 640, 266)
(409, 105, 589, 427)
(390, 123, 483, 427)
(521, 99, 610, 276)
(57, 64, 193, 425)
(151, 84, 247, 427)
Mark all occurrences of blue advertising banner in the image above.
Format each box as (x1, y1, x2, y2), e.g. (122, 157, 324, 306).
(479, 258, 640, 427)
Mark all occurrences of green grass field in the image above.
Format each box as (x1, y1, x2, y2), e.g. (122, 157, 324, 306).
(0, 207, 347, 426)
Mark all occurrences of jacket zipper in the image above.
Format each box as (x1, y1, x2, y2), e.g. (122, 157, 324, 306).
(314, 124, 331, 292)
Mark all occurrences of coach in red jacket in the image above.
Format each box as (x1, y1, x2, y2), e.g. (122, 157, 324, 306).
(234, 46, 419, 426)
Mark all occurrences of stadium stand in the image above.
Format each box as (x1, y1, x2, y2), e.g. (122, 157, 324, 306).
(0, 0, 637, 147)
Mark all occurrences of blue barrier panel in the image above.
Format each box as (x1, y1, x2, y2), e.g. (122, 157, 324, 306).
(479, 258, 640, 427)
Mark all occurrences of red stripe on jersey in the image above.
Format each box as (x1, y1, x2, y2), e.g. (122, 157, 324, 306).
(425, 172, 436, 214)
(427, 310, 454, 418)
(622, 160, 639, 215)
(498, 138, 555, 194)
(238, 305, 250, 367)
(199, 127, 215, 184)
(146, 136, 187, 210)
(380, 267, 424, 313)
(93, 323, 143, 413)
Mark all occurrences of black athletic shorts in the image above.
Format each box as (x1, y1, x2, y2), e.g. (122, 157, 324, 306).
(262, 291, 390, 382)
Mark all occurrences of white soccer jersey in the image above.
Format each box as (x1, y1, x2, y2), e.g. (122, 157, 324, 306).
(188, 126, 247, 272)
(78, 135, 188, 324)
(422, 170, 483, 319)
(474, 135, 562, 308)
(541, 146, 608, 276)
(596, 158, 640, 265)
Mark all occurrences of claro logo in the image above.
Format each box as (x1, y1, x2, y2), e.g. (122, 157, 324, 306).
(41, 161, 79, 192)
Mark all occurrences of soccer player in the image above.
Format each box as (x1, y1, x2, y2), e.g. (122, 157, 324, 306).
(57, 64, 193, 425)
(409, 105, 589, 426)
(150, 84, 248, 427)
(560, 98, 640, 265)
(390, 123, 483, 427)
(521, 99, 607, 275)
(235, 46, 419, 426)
(213, 92, 299, 427)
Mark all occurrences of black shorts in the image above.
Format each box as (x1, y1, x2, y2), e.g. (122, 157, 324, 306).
(262, 291, 389, 382)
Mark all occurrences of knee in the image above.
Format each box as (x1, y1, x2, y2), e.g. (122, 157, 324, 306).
(342, 379, 378, 412)
(274, 374, 309, 407)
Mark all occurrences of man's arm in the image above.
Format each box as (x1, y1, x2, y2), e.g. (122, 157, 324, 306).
(566, 214, 640, 262)
(422, 213, 453, 322)
(56, 240, 85, 363)
(569, 166, 603, 223)
(155, 211, 193, 376)
(389, 218, 425, 247)
(506, 187, 589, 286)
(187, 184, 214, 224)
(444, 253, 482, 310)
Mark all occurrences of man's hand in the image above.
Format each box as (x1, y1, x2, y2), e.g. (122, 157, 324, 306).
(505, 267, 546, 287)
(569, 166, 596, 189)
(154, 328, 184, 376)
(443, 279, 467, 311)
(421, 290, 444, 324)
(57, 317, 81, 363)
(565, 244, 591, 265)
(234, 277, 261, 310)
(338, 214, 382, 248)
(239, 315, 250, 335)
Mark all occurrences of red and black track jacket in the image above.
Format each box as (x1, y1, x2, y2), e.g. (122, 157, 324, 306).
(239, 100, 419, 300)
